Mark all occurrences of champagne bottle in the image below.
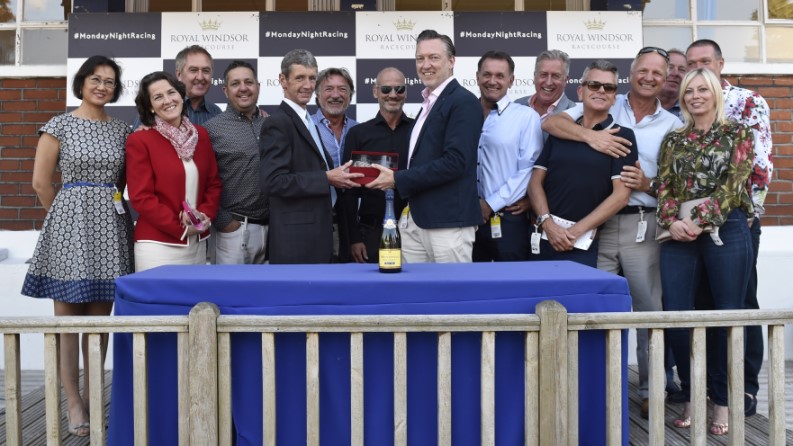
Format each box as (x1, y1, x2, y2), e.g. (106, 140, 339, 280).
(379, 189, 401, 273)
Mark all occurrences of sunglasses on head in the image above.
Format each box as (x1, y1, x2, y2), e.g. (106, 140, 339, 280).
(379, 85, 406, 95)
(637, 46, 670, 61)
(582, 80, 618, 93)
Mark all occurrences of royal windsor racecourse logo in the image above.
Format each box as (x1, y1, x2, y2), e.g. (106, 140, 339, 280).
(394, 19, 415, 32)
(554, 16, 633, 50)
(169, 17, 250, 51)
(362, 16, 417, 52)
(199, 19, 222, 31)
(584, 19, 606, 31)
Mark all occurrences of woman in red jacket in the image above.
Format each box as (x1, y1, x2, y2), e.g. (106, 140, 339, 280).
(126, 71, 222, 271)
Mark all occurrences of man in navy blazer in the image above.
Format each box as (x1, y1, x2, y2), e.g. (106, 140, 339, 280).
(368, 30, 483, 263)
(259, 49, 361, 264)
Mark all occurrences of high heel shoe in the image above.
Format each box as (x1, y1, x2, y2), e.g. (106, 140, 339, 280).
(709, 421, 728, 436)
(674, 402, 691, 428)
(673, 416, 691, 428)
(710, 403, 729, 436)
(67, 413, 90, 437)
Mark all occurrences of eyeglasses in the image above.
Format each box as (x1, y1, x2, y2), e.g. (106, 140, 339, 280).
(378, 85, 406, 95)
(582, 80, 618, 93)
(637, 46, 670, 62)
(87, 76, 117, 89)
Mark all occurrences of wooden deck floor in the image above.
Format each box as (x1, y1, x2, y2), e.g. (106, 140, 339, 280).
(0, 370, 111, 446)
(626, 365, 793, 445)
(1, 365, 791, 445)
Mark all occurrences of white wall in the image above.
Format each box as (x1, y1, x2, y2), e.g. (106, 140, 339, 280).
(0, 230, 114, 370)
(2, 228, 792, 369)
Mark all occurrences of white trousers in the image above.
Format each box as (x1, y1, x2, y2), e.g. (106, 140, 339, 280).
(134, 238, 207, 272)
(401, 212, 475, 264)
(212, 221, 268, 265)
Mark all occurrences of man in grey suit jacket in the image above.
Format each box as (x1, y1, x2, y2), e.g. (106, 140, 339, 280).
(259, 49, 361, 264)
(515, 49, 576, 123)
(368, 30, 483, 263)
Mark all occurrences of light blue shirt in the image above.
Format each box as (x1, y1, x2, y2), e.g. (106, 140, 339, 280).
(312, 110, 357, 169)
(564, 93, 682, 207)
(477, 95, 544, 211)
(282, 98, 336, 206)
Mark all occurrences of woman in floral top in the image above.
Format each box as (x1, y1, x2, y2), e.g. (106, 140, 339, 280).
(656, 68, 753, 437)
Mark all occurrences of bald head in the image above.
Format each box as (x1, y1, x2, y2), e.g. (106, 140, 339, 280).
(374, 67, 407, 115)
(376, 67, 405, 84)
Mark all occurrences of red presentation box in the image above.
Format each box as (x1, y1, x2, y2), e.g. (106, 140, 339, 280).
(349, 151, 399, 185)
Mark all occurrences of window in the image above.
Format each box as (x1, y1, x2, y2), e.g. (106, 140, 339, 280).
(643, 0, 793, 71)
(148, 0, 192, 12)
(395, 0, 442, 11)
(768, 0, 793, 19)
(451, 0, 515, 11)
(0, 0, 70, 68)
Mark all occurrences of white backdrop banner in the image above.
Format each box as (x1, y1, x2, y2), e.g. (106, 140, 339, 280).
(67, 11, 643, 123)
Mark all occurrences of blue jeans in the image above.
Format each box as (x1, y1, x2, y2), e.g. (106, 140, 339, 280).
(744, 216, 763, 396)
(660, 209, 752, 406)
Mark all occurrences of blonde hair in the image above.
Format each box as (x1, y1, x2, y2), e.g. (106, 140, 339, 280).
(677, 68, 727, 133)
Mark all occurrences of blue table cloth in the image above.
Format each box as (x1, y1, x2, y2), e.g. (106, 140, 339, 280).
(108, 261, 631, 446)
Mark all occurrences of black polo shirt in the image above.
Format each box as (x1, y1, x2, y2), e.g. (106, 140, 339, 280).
(534, 115, 638, 222)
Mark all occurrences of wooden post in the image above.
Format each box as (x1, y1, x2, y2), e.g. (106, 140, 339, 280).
(690, 327, 707, 443)
(188, 302, 220, 446)
(566, 331, 578, 446)
(537, 300, 568, 446)
(4, 334, 22, 446)
(133, 333, 148, 446)
(393, 332, 407, 446)
(648, 328, 665, 446)
(351, 332, 364, 446)
(768, 325, 786, 446)
(43, 333, 62, 446)
(727, 326, 745, 445)
(306, 333, 320, 446)
(218, 333, 232, 446)
(480, 331, 495, 446)
(524, 331, 539, 446)
(177, 332, 190, 446)
(437, 332, 452, 446)
(605, 330, 621, 446)
(262, 333, 277, 446)
(88, 333, 105, 446)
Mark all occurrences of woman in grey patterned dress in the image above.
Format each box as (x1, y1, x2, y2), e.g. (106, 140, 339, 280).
(21, 56, 133, 437)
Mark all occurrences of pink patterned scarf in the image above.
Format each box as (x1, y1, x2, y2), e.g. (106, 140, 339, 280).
(154, 116, 198, 161)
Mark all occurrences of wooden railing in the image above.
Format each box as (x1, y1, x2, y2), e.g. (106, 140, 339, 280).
(2, 302, 791, 446)
(1, 316, 189, 446)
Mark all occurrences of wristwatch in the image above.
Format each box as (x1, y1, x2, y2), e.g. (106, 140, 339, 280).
(535, 213, 551, 228)
(647, 178, 659, 196)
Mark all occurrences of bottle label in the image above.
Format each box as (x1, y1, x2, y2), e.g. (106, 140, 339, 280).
(384, 218, 396, 229)
(379, 249, 402, 269)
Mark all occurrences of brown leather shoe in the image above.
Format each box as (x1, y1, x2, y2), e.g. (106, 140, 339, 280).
(641, 398, 649, 419)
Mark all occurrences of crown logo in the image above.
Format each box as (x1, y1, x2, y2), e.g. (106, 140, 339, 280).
(394, 19, 415, 31)
(350, 3, 364, 9)
(199, 19, 221, 31)
(584, 19, 606, 31)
